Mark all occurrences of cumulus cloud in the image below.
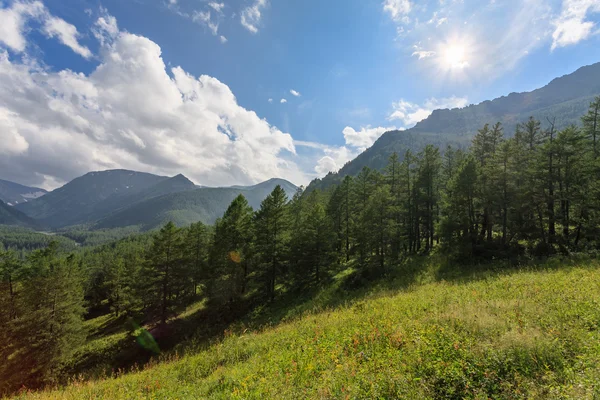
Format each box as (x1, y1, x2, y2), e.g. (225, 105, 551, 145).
(280, 98, 287, 103)
(388, 96, 468, 127)
(551, 0, 600, 50)
(241, 0, 268, 33)
(295, 141, 356, 177)
(0, 12, 306, 189)
(219, 35, 227, 44)
(0, 1, 90, 58)
(343, 126, 397, 151)
(290, 89, 301, 97)
(296, 124, 396, 177)
(0, 1, 44, 52)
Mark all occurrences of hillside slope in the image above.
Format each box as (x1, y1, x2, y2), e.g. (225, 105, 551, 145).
(0, 201, 41, 229)
(308, 62, 600, 191)
(94, 178, 298, 230)
(0, 179, 46, 206)
(15, 170, 170, 228)
(19, 259, 600, 399)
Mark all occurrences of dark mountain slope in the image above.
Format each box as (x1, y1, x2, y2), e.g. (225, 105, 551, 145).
(15, 170, 169, 228)
(308, 62, 600, 192)
(0, 179, 47, 206)
(95, 179, 299, 230)
(0, 200, 41, 229)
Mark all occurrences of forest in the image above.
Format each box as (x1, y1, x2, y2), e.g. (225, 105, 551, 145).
(1, 97, 599, 396)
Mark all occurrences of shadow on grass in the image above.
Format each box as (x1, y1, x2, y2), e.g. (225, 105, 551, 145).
(67, 252, 598, 384)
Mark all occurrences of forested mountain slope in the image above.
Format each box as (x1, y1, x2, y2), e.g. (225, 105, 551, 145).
(0, 179, 47, 206)
(0, 201, 41, 229)
(94, 178, 298, 230)
(308, 61, 600, 191)
(15, 170, 170, 228)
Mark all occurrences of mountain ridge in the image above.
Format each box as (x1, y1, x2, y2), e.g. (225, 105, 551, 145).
(13, 170, 298, 231)
(0, 179, 47, 206)
(307, 61, 600, 192)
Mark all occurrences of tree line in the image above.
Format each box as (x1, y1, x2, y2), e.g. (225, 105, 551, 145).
(1, 97, 599, 394)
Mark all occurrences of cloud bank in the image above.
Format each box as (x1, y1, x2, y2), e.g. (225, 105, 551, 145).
(0, 8, 303, 189)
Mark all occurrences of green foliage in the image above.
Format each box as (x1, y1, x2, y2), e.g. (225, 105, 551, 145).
(209, 195, 253, 305)
(16, 259, 600, 399)
(0, 201, 41, 229)
(0, 243, 86, 394)
(0, 225, 78, 253)
(94, 179, 298, 231)
(5, 93, 600, 400)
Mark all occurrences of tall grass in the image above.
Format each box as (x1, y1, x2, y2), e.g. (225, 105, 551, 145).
(14, 257, 600, 399)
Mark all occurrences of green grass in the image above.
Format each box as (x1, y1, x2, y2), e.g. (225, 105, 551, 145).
(14, 257, 600, 399)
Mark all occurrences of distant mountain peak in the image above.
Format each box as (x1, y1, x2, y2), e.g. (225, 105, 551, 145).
(0, 178, 47, 206)
(171, 174, 195, 184)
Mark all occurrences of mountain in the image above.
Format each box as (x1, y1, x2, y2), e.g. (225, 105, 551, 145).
(0, 179, 47, 206)
(0, 200, 41, 229)
(307, 62, 600, 191)
(94, 178, 298, 230)
(15, 170, 171, 228)
(14, 169, 297, 231)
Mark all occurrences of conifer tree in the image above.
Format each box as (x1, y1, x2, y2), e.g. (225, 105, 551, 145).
(210, 195, 253, 305)
(141, 222, 184, 325)
(254, 186, 289, 301)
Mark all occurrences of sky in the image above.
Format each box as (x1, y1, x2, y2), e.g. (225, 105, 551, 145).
(0, 0, 599, 190)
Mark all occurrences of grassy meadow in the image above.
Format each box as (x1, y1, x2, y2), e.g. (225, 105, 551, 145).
(12, 256, 600, 399)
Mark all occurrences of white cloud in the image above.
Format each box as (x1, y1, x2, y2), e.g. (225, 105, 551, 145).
(551, 0, 600, 50)
(412, 50, 435, 59)
(241, 0, 268, 33)
(0, 1, 90, 57)
(168, 2, 224, 41)
(388, 96, 468, 127)
(192, 10, 219, 36)
(290, 89, 301, 97)
(0, 108, 29, 155)
(42, 16, 92, 59)
(342, 125, 397, 151)
(296, 124, 396, 176)
(0, 1, 44, 52)
(0, 13, 307, 190)
(208, 2, 225, 14)
(280, 98, 287, 103)
(427, 12, 448, 26)
(295, 140, 357, 176)
(383, 0, 412, 22)
(398, 0, 556, 81)
(93, 9, 119, 45)
(268, 98, 273, 103)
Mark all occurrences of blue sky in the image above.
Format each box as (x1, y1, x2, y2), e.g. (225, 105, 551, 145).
(0, 0, 599, 189)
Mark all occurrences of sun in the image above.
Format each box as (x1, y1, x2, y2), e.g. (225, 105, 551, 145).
(443, 43, 470, 69)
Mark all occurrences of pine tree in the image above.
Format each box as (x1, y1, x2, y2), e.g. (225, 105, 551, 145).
(415, 145, 441, 251)
(183, 221, 209, 299)
(210, 195, 253, 305)
(582, 96, 600, 159)
(3, 243, 85, 391)
(254, 186, 289, 301)
(141, 222, 184, 325)
(440, 156, 478, 255)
